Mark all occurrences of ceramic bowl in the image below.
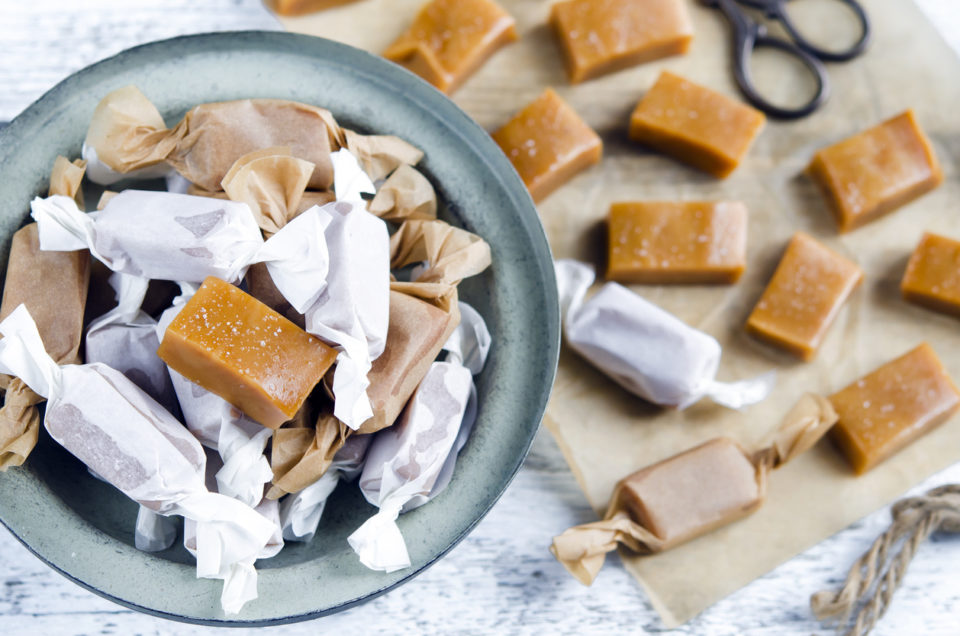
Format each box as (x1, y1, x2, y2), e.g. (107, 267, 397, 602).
(0, 31, 558, 625)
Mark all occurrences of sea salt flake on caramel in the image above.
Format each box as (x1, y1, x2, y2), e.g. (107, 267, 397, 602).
(607, 201, 747, 284)
(383, 0, 517, 94)
(615, 438, 761, 549)
(901, 232, 960, 318)
(746, 232, 862, 361)
(158, 277, 337, 430)
(629, 71, 765, 178)
(550, 0, 693, 83)
(492, 88, 602, 202)
(829, 343, 960, 475)
(808, 110, 942, 232)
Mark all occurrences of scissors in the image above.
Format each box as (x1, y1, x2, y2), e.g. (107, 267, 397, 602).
(700, 0, 871, 119)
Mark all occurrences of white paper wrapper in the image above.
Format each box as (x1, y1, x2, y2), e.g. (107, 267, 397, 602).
(348, 302, 491, 572)
(279, 433, 373, 543)
(302, 150, 389, 430)
(555, 259, 775, 410)
(0, 304, 275, 615)
(135, 507, 178, 552)
(82, 142, 172, 185)
(157, 287, 274, 509)
(29, 192, 332, 313)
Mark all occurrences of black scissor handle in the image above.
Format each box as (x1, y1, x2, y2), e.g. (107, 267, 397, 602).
(739, 0, 871, 62)
(705, 0, 830, 119)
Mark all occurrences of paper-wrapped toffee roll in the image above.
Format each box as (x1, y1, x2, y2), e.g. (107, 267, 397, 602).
(268, 412, 348, 499)
(348, 303, 491, 571)
(550, 394, 838, 585)
(0, 157, 90, 469)
(555, 259, 775, 409)
(0, 305, 275, 614)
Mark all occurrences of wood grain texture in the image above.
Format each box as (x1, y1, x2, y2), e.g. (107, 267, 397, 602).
(1, 1, 960, 634)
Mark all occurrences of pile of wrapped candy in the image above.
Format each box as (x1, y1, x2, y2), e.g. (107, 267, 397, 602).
(0, 86, 493, 614)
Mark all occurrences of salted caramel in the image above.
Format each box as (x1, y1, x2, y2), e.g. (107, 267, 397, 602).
(615, 438, 761, 549)
(271, 0, 360, 16)
(383, 0, 517, 94)
(607, 201, 747, 284)
(629, 71, 765, 178)
(746, 233, 862, 361)
(901, 232, 960, 318)
(808, 110, 942, 232)
(492, 88, 602, 202)
(550, 0, 693, 83)
(829, 343, 960, 474)
(158, 276, 337, 429)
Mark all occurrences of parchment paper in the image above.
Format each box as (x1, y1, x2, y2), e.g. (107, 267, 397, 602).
(282, 0, 960, 626)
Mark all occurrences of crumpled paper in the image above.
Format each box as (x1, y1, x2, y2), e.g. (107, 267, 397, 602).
(221, 147, 315, 235)
(342, 129, 423, 182)
(0, 157, 90, 469)
(279, 432, 373, 542)
(348, 301, 491, 571)
(0, 304, 275, 615)
(555, 259, 775, 409)
(550, 394, 838, 585)
(367, 164, 437, 222)
(268, 412, 347, 499)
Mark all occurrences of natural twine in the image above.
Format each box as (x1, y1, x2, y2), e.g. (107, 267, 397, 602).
(810, 484, 960, 636)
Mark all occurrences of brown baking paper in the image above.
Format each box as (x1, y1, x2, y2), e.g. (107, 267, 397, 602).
(221, 147, 315, 234)
(282, 0, 960, 626)
(0, 157, 90, 468)
(268, 412, 348, 499)
(368, 164, 437, 222)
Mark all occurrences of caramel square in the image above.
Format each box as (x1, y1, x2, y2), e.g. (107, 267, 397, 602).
(607, 201, 747, 284)
(270, 0, 359, 16)
(746, 233, 862, 361)
(829, 343, 960, 474)
(550, 0, 693, 83)
(629, 71, 765, 178)
(901, 232, 960, 318)
(383, 0, 517, 94)
(808, 110, 942, 232)
(492, 88, 603, 202)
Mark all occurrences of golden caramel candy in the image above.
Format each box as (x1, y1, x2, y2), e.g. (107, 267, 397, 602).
(383, 0, 517, 94)
(615, 438, 761, 549)
(270, 0, 360, 16)
(629, 71, 765, 178)
(746, 233, 862, 361)
(158, 277, 337, 429)
(492, 88, 602, 202)
(829, 343, 960, 475)
(808, 110, 942, 232)
(550, 0, 693, 83)
(901, 232, 960, 318)
(607, 201, 747, 284)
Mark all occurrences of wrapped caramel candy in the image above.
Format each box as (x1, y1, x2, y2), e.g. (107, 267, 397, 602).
(0, 157, 90, 470)
(556, 259, 774, 409)
(268, 412, 349, 500)
(551, 394, 838, 584)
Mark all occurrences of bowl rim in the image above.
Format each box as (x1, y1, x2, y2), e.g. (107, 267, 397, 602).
(0, 29, 560, 626)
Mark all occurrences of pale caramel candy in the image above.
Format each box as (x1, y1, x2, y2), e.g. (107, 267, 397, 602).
(607, 201, 747, 284)
(746, 233, 862, 361)
(901, 232, 960, 318)
(383, 0, 517, 94)
(829, 343, 960, 475)
(492, 89, 602, 202)
(271, 0, 360, 16)
(158, 277, 338, 430)
(629, 71, 765, 178)
(550, 0, 693, 83)
(808, 110, 942, 232)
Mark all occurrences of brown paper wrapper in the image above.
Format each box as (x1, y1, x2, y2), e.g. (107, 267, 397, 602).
(0, 158, 91, 468)
(343, 129, 423, 182)
(368, 164, 437, 223)
(550, 395, 838, 585)
(268, 412, 349, 499)
(221, 147, 315, 234)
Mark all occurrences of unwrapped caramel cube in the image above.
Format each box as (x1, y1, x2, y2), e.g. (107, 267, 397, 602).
(746, 233, 862, 361)
(829, 343, 960, 474)
(158, 277, 337, 429)
(550, 0, 693, 83)
(901, 232, 960, 318)
(607, 201, 747, 284)
(808, 110, 942, 232)
(270, 0, 360, 16)
(629, 71, 765, 178)
(383, 0, 517, 94)
(615, 438, 761, 549)
(492, 89, 602, 202)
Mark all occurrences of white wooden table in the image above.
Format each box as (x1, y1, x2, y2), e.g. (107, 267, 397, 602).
(2, 2, 960, 634)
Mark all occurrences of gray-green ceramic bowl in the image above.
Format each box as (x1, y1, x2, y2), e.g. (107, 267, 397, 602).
(0, 32, 558, 625)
